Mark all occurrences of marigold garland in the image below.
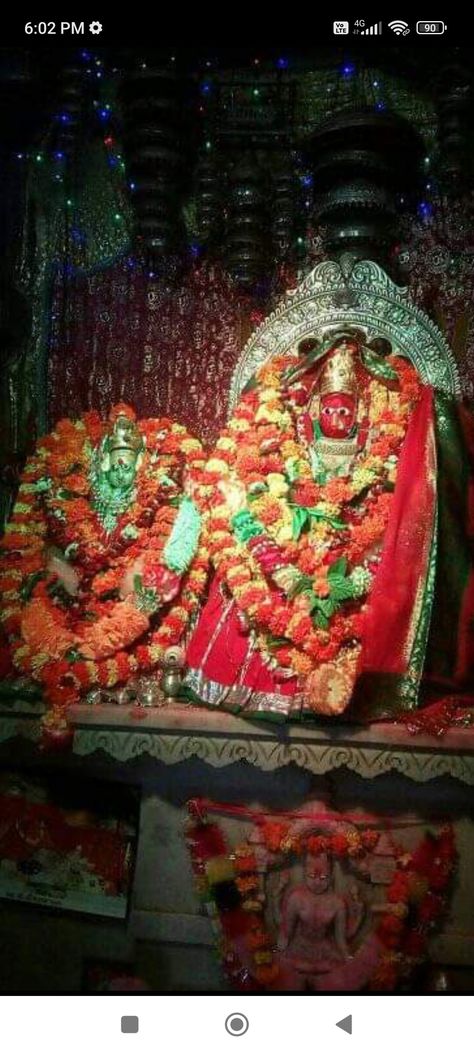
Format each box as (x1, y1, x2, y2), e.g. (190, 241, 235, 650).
(196, 354, 422, 707)
(0, 406, 209, 735)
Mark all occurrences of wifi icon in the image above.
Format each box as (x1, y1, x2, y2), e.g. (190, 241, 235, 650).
(388, 20, 410, 34)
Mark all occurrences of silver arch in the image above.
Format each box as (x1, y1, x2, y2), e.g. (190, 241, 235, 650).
(230, 259, 460, 409)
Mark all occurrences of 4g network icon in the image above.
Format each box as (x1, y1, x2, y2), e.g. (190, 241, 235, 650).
(333, 19, 384, 35)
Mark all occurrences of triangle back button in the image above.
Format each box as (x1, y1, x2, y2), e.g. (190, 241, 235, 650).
(336, 1015, 352, 1035)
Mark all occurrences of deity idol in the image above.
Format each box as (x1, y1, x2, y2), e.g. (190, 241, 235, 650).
(0, 404, 208, 735)
(186, 327, 474, 721)
(275, 852, 381, 991)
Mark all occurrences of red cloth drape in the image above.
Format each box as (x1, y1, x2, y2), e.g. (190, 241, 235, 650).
(359, 387, 437, 677)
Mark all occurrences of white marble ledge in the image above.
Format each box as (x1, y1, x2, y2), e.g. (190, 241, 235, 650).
(65, 702, 474, 785)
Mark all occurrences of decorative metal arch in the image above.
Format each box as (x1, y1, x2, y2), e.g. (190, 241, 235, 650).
(230, 258, 460, 409)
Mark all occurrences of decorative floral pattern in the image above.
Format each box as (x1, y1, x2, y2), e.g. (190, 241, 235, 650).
(48, 262, 254, 446)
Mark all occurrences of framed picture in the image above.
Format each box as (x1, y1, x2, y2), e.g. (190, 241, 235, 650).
(0, 771, 138, 918)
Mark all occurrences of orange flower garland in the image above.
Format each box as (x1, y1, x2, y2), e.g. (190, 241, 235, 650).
(197, 354, 422, 705)
(0, 407, 209, 733)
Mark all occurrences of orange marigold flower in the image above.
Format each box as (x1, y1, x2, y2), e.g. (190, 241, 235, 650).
(108, 402, 136, 423)
(289, 614, 313, 644)
(262, 454, 285, 474)
(313, 575, 330, 599)
(62, 473, 89, 495)
(297, 549, 319, 575)
(292, 482, 320, 507)
(257, 498, 282, 526)
(330, 833, 350, 856)
(268, 606, 291, 635)
(82, 410, 103, 442)
(290, 652, 313, 677)
(234, 853, 257, 873)
(236, 875, 260, 894)
(323, 479, 348, 504)
(275, 647, 294, 667)
(238, 585, 268, 609)
(79, 601, 149, 660)
(235, 451, 261, 474)
(261, 822, 289, 852)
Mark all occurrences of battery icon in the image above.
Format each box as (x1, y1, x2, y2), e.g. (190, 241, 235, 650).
(416, 20, 446, 33)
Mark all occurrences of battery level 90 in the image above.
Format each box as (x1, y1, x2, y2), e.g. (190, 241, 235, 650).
(416, 21, 446, 33)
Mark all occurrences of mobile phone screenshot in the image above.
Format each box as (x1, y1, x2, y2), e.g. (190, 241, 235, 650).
(0, 16, 473, 1048)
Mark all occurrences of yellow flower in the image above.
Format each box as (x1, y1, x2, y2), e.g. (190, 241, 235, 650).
(369, 384, 389, 419)
(282, 441, 300, 460)
(209, 504, 230, 521)
(309, 521, 330, 541)
(315, 501, 339, 517)
(18, 484, 39, 495)
(190, 570, 207, 585)
(216, 437, 237, 452)
(267, 473, 289, 498)
(255, 407, 282, 424)
(206, 458, 230, 475)
(274, 522, 293, 544)
(13, 645, 30, 664)
(105, 660, 119, 686)
(257, 366, 281, 387)
(181, 438, 202, 454)
(229, 419, 251, 433)
(258, 387, 280, 403)
(365, 456, 384, 473)
(352, 468, 376, 491)
(29, 651, 50, 671)
(209, 530, 229, 544)
(12, 503, 32, 514)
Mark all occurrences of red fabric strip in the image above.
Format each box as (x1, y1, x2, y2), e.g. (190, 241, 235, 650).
(359, 387, 436, 677)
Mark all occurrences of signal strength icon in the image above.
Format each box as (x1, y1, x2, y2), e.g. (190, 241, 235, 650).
(361, 21, 382, 34)
(388, 20, 410, 34)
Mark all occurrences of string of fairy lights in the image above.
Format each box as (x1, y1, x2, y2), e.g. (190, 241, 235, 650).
(11, 49, 438, 275)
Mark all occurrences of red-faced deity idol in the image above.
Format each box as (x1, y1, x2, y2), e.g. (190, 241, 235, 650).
(186, 325, 474, 724)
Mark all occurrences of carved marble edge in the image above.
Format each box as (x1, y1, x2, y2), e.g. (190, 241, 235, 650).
(2, 698, 473, 785)
(70, 716, 474, 785)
